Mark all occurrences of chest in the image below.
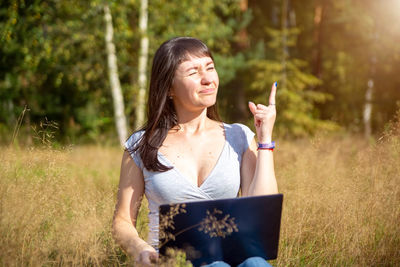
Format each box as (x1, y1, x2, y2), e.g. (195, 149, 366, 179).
(159, 133, 226, 187)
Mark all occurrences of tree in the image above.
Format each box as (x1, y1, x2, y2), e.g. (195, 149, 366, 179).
(247, 0, 337, 137)
(104, 3, 128, 146)
(134, 0, 149, 130)
(292, 0, 400, 135)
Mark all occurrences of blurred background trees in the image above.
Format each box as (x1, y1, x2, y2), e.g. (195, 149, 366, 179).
(1, 0, 399, 145)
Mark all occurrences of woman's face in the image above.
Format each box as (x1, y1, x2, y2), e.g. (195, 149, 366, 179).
(170, 55, 219, 113)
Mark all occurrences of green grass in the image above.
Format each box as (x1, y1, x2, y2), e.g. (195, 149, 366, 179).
(1, 131, 399, 266)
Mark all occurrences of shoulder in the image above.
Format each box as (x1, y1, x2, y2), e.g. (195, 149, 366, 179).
(125, 130, 145, 151)
(224, 123, 254, 138)
(223, 122, 255, 153)
(124, 130, 145, 170)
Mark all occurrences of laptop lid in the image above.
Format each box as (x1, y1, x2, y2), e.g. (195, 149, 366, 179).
(159, 194, 283, 267)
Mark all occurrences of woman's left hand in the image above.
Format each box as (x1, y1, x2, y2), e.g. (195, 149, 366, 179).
(248, 82, 277, 144)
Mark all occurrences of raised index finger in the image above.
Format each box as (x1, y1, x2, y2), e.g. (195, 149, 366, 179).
(268, 82, 277, 105)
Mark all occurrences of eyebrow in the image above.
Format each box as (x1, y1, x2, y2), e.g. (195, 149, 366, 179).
(183, 60, 214, 72)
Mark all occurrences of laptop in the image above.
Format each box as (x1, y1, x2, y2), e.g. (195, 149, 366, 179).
(159, 194, 283, 267)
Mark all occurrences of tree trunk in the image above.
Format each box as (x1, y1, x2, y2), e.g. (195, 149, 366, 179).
(104, 4, 128, 146)
(363, 80, 373, 138)
(233, 0, 248, 123)
(237, 0, 249, 50)
(363, 29, 378, 138)
(312, 0, 325, 79)
(134, 0, 149, 130)
(271, 4, 279, 27)
(281, 0, 289, 90)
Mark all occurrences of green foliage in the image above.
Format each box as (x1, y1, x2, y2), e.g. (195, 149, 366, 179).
(249, 27, 338, 137)
(0, 0, 114, 143)
(1, 0, 400, 143)
(0, 0, 249, 144)
(147, 0, 246, 86)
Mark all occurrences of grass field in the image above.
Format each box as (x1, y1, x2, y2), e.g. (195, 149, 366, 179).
(1, 128, 399, 266)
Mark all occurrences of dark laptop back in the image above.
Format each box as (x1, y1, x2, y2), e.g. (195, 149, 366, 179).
(159, 194, 283, 267)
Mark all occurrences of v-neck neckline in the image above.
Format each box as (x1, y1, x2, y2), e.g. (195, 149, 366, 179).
(157, 123, 227, 189)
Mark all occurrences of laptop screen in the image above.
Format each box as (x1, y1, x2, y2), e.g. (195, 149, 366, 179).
(159, 194, 283, 267)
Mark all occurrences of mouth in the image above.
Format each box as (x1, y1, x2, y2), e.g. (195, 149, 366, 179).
(199, 87, 216, 94)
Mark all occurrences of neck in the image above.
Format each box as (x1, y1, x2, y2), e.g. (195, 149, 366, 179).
(174, 108, 211, 134)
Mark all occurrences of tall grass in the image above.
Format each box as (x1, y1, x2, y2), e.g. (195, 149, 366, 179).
(274, 133, 400, 266)
(0, 146, 137, 266)
(1, 126, 399, 266)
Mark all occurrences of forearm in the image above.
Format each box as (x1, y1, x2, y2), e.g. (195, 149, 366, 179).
(112, 218, 151, 258)
(247, 149, 278, 196)
(246, 82, 278, 196)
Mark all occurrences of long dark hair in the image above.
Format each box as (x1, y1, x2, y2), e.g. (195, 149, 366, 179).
(131, 37, 220, 172)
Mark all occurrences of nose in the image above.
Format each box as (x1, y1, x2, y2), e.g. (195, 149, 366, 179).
(201, 71, 213, 85)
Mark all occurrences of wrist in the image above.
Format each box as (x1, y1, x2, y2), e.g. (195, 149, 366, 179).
(257, 134, 272, 144)
(129, 238, 150, 257)
(257, 141, 275, 151)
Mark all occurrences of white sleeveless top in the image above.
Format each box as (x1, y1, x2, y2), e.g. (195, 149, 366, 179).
(125, 123, 254, 248)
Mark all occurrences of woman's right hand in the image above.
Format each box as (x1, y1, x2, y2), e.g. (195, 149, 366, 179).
(135, 243, 159, 266)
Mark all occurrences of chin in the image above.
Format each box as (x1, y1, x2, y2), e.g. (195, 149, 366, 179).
(204, 97, 217, 108)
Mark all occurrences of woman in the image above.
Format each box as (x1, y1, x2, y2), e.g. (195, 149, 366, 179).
(112, 37, 278, 266)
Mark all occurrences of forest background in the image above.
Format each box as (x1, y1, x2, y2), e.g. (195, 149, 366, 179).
(1, 0, 400, 266)
(1, 0, 400, 145)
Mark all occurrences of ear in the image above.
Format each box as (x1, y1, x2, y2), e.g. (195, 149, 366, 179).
(169, 86, 176, 96)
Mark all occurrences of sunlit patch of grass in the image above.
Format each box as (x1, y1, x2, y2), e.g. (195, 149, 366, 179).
(1, 128, 399, 266)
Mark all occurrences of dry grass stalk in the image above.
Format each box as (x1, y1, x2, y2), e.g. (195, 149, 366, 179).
(159, 205, 237, 249)
(198, 208, 238, 238)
